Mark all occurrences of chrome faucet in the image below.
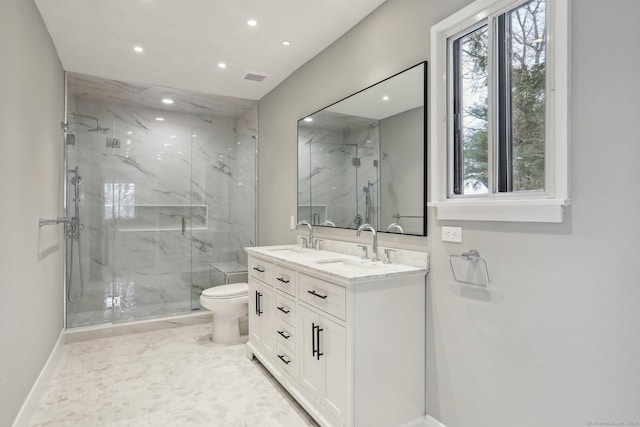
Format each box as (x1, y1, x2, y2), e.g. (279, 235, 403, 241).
(296, 220, 313, 249)
(386, 223, 404, 234)
(356, 223, 379, 261)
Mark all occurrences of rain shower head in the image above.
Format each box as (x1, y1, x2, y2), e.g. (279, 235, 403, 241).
(67, 113, 109, 134)
(88, 126, 110, 134)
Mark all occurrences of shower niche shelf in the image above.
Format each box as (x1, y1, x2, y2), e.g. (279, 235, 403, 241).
(114, 204, 208, 232)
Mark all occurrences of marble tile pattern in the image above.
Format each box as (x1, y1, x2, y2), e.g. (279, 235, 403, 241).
(298, 122, 379, 229)
(29, 324, 318, 427)
(68, 73, 256, 118)
(246, 242, 428, 284)
(65, 90, 256, 328)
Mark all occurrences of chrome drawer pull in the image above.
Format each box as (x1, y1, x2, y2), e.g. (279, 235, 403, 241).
(307, 289, 328, 300)
(277, 306, 290, 314)
(253, 266, 265, 273)
(276, 277, 290, 284)
(277, 330, 291, 340)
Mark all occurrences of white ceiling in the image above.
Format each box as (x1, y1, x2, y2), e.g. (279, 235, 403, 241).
(34, 0, 387, 102)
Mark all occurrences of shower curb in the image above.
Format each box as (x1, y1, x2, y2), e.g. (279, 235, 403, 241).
(64, 312, 211, 344)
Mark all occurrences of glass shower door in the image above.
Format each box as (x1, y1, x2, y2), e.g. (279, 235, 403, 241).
(110, 113, 194, 323)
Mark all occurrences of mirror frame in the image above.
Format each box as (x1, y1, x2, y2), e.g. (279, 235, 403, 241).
(297, 61, 428, 236)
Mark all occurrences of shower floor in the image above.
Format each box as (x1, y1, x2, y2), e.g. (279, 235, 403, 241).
(66, 276, 203, 328)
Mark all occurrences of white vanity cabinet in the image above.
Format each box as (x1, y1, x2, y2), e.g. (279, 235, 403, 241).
(246, 248, 427, 427)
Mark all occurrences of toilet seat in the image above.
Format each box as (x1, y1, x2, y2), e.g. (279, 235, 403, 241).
(201, 282, 248, 299)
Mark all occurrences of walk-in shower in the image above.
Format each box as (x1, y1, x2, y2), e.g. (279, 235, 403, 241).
(64, 73, 257, 328)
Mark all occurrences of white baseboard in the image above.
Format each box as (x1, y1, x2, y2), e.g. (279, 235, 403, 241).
(11, 329, 65, 427)
(425, 414, 447, 427)
(390, 414, 446, 427)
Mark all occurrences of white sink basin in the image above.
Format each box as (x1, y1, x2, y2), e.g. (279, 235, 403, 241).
(315, 258, 386, 269)
(266, 246, 307, 254)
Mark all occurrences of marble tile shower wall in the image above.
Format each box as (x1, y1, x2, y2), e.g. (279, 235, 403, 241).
(298, 124, 378, 228)
(66, 98, 256, 323)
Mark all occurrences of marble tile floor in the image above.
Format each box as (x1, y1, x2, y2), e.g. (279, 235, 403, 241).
(29, 323, 319, 427)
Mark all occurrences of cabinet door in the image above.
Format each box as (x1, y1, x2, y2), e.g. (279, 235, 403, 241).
(260, 284, 275, 358)
(299, 305, 347, 425)
(248, 280, 262, 346)
(320, 314, 347, 425)
(299, 306, 323, 398)
(248, 280, 275, 359)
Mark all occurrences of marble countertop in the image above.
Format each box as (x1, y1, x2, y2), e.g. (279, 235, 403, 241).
(246, 244, 427, 283)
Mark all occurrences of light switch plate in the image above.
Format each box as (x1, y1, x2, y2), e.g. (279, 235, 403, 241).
(442, 226, 462, 243)
(290, 216, 295, 230)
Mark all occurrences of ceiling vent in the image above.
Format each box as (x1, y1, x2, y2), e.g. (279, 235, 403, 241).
(244, 72, 267, 82)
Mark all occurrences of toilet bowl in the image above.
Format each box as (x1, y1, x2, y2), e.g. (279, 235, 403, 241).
(200, 282, 249, 344)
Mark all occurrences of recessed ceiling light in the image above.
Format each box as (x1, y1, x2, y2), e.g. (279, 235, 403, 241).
(282, 40, 291, 46)
(218, 62, 227, 69)
(247, 19, 257, 27)
(127, 131, 132, 135)
(382, 96, 390, 101)
(133, 46, 144, 53)
(192, 134, 197, 138)
(169, 135, 176, 139)
(155, 117, 165, 121)
(304, 117, 313, 122)
(127, 140, 131, 144)
(162, 98, 174, 104)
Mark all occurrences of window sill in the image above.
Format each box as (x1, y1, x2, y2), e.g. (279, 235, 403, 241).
(428, 198, 571, 223)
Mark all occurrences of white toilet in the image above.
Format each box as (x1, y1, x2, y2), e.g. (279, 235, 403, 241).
(199, 282, 249, 344)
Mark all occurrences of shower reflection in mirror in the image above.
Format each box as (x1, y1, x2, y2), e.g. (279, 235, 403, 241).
(297, 62, 427, 236)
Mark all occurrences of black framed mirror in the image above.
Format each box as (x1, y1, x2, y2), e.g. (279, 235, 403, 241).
(297, 62, 427, 236)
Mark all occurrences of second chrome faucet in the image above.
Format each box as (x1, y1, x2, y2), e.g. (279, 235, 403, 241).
(296, 220, 313, 249)
(356, 223, 379, 261)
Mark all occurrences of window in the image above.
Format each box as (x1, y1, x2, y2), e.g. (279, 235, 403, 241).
(431, 0, 569, 222)
(104, 183, 136, 219)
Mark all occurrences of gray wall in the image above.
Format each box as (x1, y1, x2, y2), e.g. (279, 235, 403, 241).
(0, 0, 64, 425)
(258, 0, 640, 426)
(380, 106, 424, 235)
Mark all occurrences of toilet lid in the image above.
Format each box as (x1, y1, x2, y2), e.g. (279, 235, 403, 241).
(201, 282, 248, 299)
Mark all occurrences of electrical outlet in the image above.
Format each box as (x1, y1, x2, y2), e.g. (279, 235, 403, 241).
(442, 226, 462, 243)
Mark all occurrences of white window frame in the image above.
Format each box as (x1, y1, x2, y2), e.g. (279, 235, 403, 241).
(430, 0, 570, 223)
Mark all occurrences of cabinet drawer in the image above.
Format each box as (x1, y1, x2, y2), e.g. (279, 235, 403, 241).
(274, 265, 296, 296)
(275, 319, 296, 353)
(248, 257, 273, 285)
(276, 342, 297, 380)
(275, 293, 296, 327)
(299, 273, 346, 321)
